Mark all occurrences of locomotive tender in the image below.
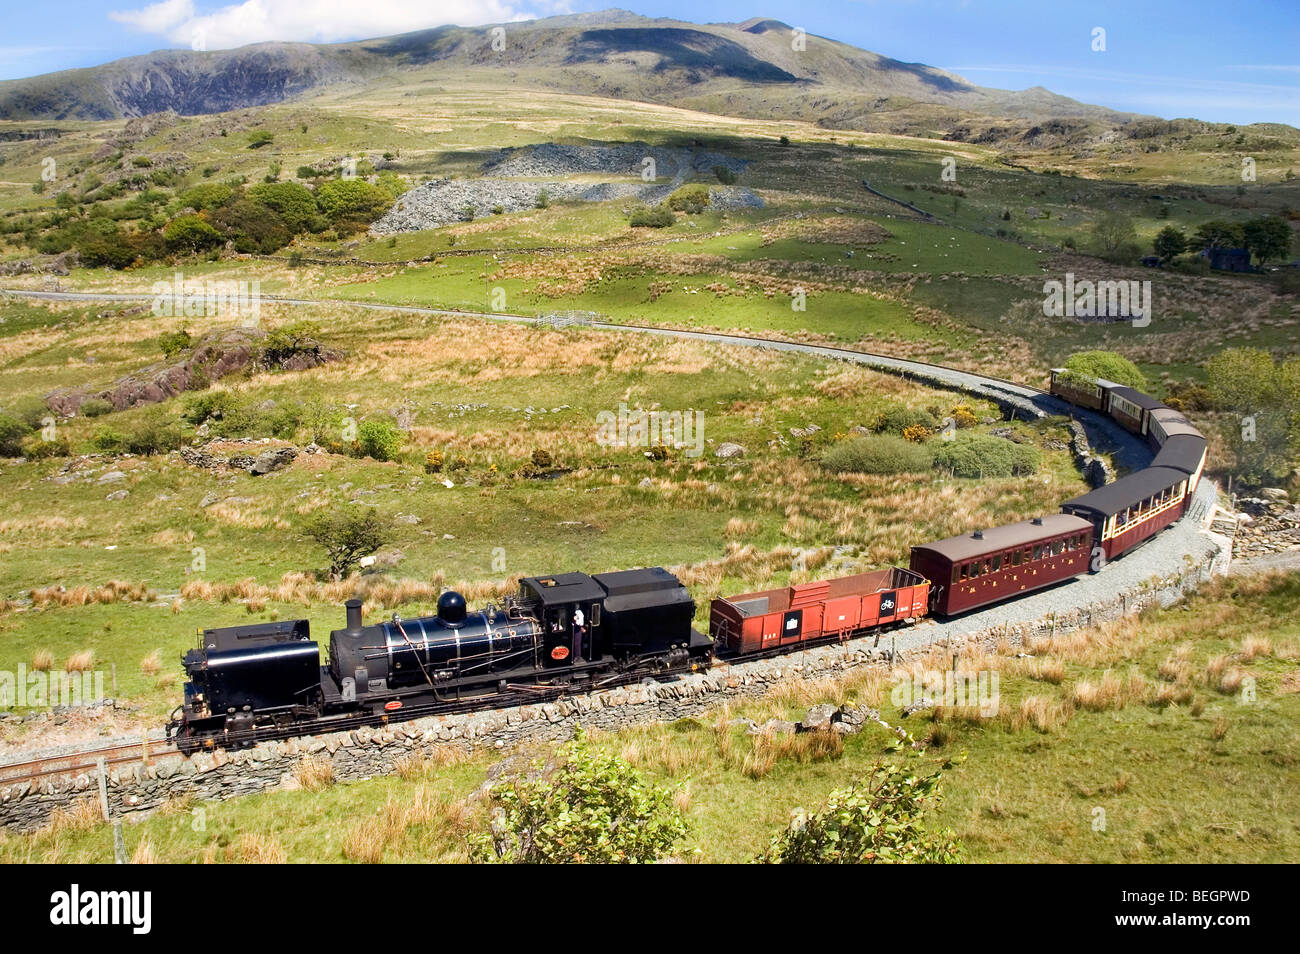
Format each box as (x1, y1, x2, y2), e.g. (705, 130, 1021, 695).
(172, 368, 1208, 748)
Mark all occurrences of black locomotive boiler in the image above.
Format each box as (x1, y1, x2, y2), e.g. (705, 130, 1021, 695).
(174, 567, 711, 744)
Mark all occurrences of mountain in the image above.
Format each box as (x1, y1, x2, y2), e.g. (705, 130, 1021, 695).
(0, 9, 1140, 137)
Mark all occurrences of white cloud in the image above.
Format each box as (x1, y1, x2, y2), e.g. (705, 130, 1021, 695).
(108, 0, 553, 49)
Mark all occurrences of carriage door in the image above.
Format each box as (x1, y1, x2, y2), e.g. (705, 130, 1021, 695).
(781, 609, 803, 645)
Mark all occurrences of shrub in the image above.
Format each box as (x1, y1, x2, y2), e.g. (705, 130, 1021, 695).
(423, 449, 444, 474)
(303, 507, 389, 580)
(315, 178, 394, 225)
(163, 214, 223, 253)
(176, 183, 234, 211)
(92, 412, 182, 456)
(901, 424, 931, 443)
(260, 320, 322, 367)
(951, 404, 978, 429)
(933, 433, 1040, 478)
(535, 190, 549, 209)
(871, 403, 938, 435)
(666, 183, 710, 214)
(629, 205, 675, 228)
(356, 419, 404, 462)
(760, 756, 964, 864)
(247, 131, 274, 149)
(822, 434, 933, 475)
(712, 164, 737, 185)
(79, 398, 113, 418)
(22, 434, 70, 458)
(471, 731, 688, 864)
(158, 328, 192, 358)
(248, 182, 322, 234)
(0, 412, 30, 456)
(1061, 350, 1147, 390)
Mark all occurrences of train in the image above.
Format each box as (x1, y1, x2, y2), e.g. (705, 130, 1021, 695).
(168, 368, 1207, 750)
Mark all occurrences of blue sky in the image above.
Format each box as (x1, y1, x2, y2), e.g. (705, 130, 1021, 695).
(2, 0, 1298, 126)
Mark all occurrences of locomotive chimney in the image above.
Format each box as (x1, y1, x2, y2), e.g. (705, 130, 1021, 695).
(345, 598, 363, 634)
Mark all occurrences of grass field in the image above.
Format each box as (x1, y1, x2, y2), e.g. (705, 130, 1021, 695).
(5, 571, 1295, 864)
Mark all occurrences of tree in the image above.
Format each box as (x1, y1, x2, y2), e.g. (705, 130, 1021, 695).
(163, 214, 223, 253)
(1063, 350, 1147, 390)
(315, 178, 394, 226)
(471, 731, 688, 864)
(1153, 225, 1187, 262)
(248, 182, 322, 234)
(1205, 348, 1297, 485)
(1193, 219, 1244, 250)
(1090, 211, 1139, 262)
(760, 754, 964, 864)
(1242, 216, 1293, 265)
(303, 507, 389, 581)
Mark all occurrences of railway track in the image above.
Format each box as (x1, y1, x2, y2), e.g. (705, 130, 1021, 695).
(0, 738, 177, 787)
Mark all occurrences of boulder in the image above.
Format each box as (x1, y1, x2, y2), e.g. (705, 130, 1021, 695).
(714, 442, 746, 459)
(800, 704, 839, 732)
(249, 446, 297, 475)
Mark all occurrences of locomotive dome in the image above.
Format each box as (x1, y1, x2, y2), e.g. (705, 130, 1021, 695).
(436, 590, 468, 625)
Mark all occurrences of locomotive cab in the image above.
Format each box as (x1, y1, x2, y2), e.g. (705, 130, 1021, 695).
(518, 572, 607, 666)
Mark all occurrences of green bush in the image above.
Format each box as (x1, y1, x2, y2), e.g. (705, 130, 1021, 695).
(158, 328, 193, 358)
(666, 183, 710, 214)
(712, 164, 737, 185)
(871, 403, 939, 435)
(629, 205, 675, 228)
(932, 433, 1039, 478)
(315, 179, 394, 225)
(356, 418, 403, 462)
(163, 214, 223, 253)
(247, 131, 274, 149)
(471, 731, 688, 864)
(22, 434, 70, 459)
(248, 182, 322, 234)
(760, 756, 963, 864)
(0, 413, 28, 456)
(821, 434, 933, 475)
(260, 320, 322, 367)
(177, 183, 234, 211)
(1061, 350, 1147, 390)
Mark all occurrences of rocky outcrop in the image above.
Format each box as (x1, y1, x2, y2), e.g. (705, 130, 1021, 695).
(45, 327, 338, 416)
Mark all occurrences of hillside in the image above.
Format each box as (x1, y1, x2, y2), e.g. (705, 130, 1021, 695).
(0, 8, 1142, 142)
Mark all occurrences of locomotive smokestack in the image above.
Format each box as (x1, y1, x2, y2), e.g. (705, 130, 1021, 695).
(345, 598, 363, 634)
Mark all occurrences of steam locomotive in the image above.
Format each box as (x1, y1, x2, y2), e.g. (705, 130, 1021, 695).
(175, 568, 710, 743)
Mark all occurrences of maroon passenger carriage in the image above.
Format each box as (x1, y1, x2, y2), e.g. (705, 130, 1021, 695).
(909, 514, 1094, 616)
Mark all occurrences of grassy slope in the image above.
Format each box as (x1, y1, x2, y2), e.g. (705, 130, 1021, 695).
(5, 572, 1295, 864)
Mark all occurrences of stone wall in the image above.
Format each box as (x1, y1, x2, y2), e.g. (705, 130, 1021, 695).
(0, 542, 1231, 833)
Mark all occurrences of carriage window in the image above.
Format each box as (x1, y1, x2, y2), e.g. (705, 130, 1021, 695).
(1032, 545, 1043, 561)
(1011, 549, 1022, 566)
(1051, 540, 1065, 556)
(992, 555, 1002, 572)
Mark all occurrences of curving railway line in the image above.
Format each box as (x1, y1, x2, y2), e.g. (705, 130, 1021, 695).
(0, 286, 1225, 783)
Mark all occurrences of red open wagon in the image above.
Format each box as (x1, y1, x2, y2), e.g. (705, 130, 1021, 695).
(709, 567, 928, 655)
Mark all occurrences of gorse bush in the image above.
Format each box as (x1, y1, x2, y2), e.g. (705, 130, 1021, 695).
(666, 183, 710, 214)
(471, 732, 688, 864)
(932, 433, 1040, 478)
(870, 403, 939, 435)
(822, 434, 934, 475)
(760, 754, 964, 864)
